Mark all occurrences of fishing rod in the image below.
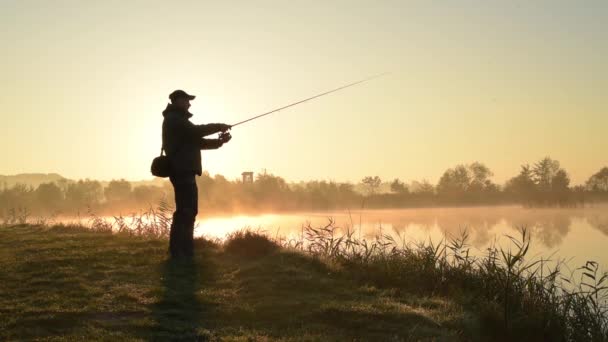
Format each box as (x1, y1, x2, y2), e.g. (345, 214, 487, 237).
(229, 72, 389, 128)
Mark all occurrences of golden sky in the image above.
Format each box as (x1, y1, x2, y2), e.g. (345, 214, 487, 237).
(1, 1, 606, 185)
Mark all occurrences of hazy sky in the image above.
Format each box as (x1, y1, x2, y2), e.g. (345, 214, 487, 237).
(1, 0, 606, 185)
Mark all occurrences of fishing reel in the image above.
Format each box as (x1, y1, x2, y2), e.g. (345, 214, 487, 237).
(219, 130, 232, 143)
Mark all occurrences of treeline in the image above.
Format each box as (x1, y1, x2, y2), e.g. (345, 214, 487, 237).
(1, 157, 607, 217)
(368, 158, 608, 208)
(0, 178, 171, 217)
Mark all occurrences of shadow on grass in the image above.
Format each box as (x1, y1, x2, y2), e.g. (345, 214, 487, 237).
(149, 258, 208, 340)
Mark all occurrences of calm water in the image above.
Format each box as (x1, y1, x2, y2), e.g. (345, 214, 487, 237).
(196, 205, 608, 270)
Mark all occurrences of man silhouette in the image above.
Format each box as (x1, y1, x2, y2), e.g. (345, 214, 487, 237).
(162, 90, 231, 258)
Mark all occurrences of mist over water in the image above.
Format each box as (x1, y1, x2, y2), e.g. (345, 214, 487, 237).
(52, 204, 608, 270)
(195, 204, 608, 270)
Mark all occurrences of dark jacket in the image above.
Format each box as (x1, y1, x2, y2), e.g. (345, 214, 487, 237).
(162, 103, 225, 176)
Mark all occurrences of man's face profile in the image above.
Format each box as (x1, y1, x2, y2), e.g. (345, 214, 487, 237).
(173, 97, 191, 111)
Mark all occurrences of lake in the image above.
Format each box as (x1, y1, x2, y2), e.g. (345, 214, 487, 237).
(196, 204, 608, 270)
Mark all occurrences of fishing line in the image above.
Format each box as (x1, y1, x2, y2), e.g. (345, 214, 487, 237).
(230, 72, 389, 128)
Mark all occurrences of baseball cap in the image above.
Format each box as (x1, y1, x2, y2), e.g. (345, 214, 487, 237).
(169, 89, 196, 102)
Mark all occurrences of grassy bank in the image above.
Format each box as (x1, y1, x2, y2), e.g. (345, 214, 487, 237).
(0, 224, 465, 341)
(1, 223, 607, 341)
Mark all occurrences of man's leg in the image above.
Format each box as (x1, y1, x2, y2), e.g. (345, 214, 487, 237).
(183, 178, 198, 257)
(169, 175, 183, 257)
(169, 213, 180, 257)
(169, 173, 198, 258)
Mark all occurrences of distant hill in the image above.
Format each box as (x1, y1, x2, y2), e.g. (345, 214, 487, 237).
(0, 173, 67, 189)
(101, 178, 169, 189)
(0, 173, 168, 190)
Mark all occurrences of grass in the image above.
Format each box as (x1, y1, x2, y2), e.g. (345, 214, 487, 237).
(293, 221, 608, 341)
(2, 208, 608, 341)
(0, 224, 464, 341)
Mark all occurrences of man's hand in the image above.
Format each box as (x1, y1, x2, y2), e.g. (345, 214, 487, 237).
(218, 124, 232, 132)
(219, 131, 232, 144)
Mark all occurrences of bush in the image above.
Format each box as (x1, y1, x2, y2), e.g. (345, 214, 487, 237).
(224, 229, 279, 258)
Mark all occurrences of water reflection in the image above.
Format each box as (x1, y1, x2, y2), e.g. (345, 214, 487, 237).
(55, 205, 608, 270)
(588, 213, 608, 235)
(194, 204, 608, 268)
(195, 206, 608, 245)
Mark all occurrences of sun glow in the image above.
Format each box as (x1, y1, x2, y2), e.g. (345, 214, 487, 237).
(194, 214, 283, 239)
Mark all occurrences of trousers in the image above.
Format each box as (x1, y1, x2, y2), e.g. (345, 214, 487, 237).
(169, 173, 198, 257)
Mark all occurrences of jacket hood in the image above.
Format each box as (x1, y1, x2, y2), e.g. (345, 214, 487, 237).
(162, 103, 193, 119)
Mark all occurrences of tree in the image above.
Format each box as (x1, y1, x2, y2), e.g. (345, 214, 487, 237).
(504, 164, 536, 199)
(437, 165, 470, 196)
(256, 170, 289, 193)
(253, 170, 290, 209)
(133, 185, 165, 204)
(551, 169, 571, 205)
(361, 176, 382, 195)
(551, 169, 570, 191)
(410, 180, 434, 195)
(65, 179, 104, 208)
(532, 157, 560, 191)
(35, 182, 63, 211)
(468, 162, 494, 192)
(390, 178, 408, 194)
(506, 158, 571, 206)
(532, 157, 571, 201)
(104, 179, 132, 203)
(0, 183, 35, 213)
(586, 167, 608, 192)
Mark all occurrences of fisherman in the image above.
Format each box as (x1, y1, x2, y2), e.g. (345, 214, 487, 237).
(162, 89, 232, 258)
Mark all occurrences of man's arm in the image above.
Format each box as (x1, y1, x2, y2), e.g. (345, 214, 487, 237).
(195, 123, 231, 137)
(199, 138, 223, 150)
(167, 117, 230, 140)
